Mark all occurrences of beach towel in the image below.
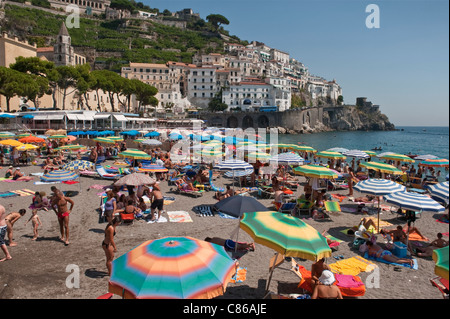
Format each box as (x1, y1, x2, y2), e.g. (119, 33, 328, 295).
(408, 232, 429, 242)
(442, 232, 449, 237)
(90, 184, 108, 190)
(328, 256, 377, 276)
(167, 211, 193, 223)
(331, 194, 347, 202)
(193, 205, 215, 217)
(146, 216, 168, 224)
(363, 252, 418, 270)
(230, 267, 247, 283)
(436, 218, 449, 224)
(218, 212, 238, 219)
(62, 180, 79, 185)
(0, 191, 19, 198)
(341, 206, 358, 213)
(12, 189, 35, 196)
(0, 177, 12, 181)
(324, 201, 341, 212)
(334, 273, 365, 289)
(34, 181, 61, 185)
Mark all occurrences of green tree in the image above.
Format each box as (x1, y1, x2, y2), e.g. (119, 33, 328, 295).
(208, 90, 228, 112)
(206, 14, 230, 32)
(0, 67, 32, 112)
(55, 65, 80, 110)
(134, 80, 158, 113)
(337, 95, 344, 105)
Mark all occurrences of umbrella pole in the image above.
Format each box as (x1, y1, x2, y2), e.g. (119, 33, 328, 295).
(265, 252, 279, 295)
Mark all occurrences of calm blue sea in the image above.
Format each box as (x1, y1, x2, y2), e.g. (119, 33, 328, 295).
(271, 126, 449, 160)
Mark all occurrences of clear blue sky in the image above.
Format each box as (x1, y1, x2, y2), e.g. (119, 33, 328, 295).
(144, 0, 449, 126)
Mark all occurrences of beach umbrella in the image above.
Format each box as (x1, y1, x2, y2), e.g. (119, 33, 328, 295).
(120, 130, 140, 137)
(108, 236, 236, 299)
(19, 136, 45, 144)
(138, 165, 168, 173)
(15, 133, 34, 139)
(359, 162, 404, 175)
(327, 147, 349, 153)
(0, 114, 16, 118)
(169, 133, 183, 140)
(214, 159, 253, 172)
(214, 196, 269, 219)
(343, 149, 370, 159)
(240, 211, 332, 292)
(62, 160, 94, 171)
(141, 139, 162, 147)
(144, 131, 160, 138)
(414, 154, 439, 161)
(114, 172, 156, 186)
(316, 151, 347, 160)
(362, 150, 378, 157)
(383, 191, 446, 214)
(419, 158, 449, 168)
(354, 179, 407, 230)
(425, 182, 449, 206)
(0, 132, 15, 139)
(292, 145, 317, 153)
(108, 136, 124, 142)
(293, 165, 338, 179)
(93, 137, 116, 144)
(195, 148, 224, 158)
(16, 143, 38, 151)
(247, 151, 271, 162)
(118, 149, 152, 160)
(379, 153, 414, 163)
(269, 152, 304, 165)
(0, 139, 23, 147)
(48, 135, 68, 140)
(55, 144, 87, 151)
(237, 145, 261, 153)
(432, 246, 449, 281)
(41, 170, 79, 182)
(224, 168, 254, 178)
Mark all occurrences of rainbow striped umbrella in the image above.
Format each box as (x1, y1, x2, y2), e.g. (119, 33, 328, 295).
(118, 149, 152, 160)
(138, 165, 168, 173)
(419, 158, 449, 167)
(108, 236, 236, 299)
(359, 162, 404, 175)
(316, 151, 347, 160)
(41, 170, 79, 182)
(379, 153, 414, 163)
(433, 246, 449, 280)
(293, 165, 338, 179)
(240, 211, 331, 260)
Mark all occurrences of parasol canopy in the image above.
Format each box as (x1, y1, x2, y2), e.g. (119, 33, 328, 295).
(0, 139, 23, 147)
(240, 211, 332, 260)
(316, 151, 347, 160)
(41, 170, 79, 182)
(293, 165, 338, 179)
(359, 162, 404, 175)
(425, 182, 449, 206)
(354, 178, 406, 196)
(114, 172, 156, 186)
(214, 196, 269, 219)
(62, 160, 94, 171)
(383, 191, 446, 213)
(379, 153, 415, 163)
(118, 149, 152, 160)
(343, 149, 370, 159)
(433, 246, 449, 280)
(269, 152, 304, 165)
(108, 236, 236, 299)
(419, 158, 449, 167)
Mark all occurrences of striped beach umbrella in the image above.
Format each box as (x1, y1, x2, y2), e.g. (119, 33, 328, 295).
(93, 137, 116, 144)
(41, 170, 79, 182)
(240, 211, 331, 260)
(433, 246, 449, 280)
(108, 136, 124, 142)
(269, 152, 304, 165)
(214, 159, 253, 172)
(62, 160, 94, 171)
(224, 168, 254, 178)
(362, 150, 378, 157)
(55, 144, 87, 151)
(327, 147, 349, 153)
(293, 165, 338, 179)
(343, 149, 370, 159)
(138, 165, 168, 173)
(247, 151, 271, 162)
(414, 154, 439, 161)
(118, 149, 152, 160)
(383, 191, 446, 213)
(425, 182, 449, 205)
(379, 153, 414, 163)
(48, 135, 68, 140)
(0, 132, 15, 139)
(108, 236, 236, 299)
(359, 162, 404, 175)
(293, 145, 317, 153)
(354, 179, 406, 196)
(419, 158, 449, 167)
(141, 139, 162, 146)
(316, 151, 347, 160)
(195, 148, 224, 158)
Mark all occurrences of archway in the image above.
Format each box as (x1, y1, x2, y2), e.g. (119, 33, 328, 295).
(227, 116, 239, 128)
(242, 115, 254, 129)
(257, 115, 269, 128)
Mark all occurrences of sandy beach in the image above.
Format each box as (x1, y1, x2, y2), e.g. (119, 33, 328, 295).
(0, 159, 447, 300)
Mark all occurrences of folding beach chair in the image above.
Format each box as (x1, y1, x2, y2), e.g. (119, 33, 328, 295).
(120, 212, 135, 225)
(296, 198, 314, 217)
(324, 201, 342, 215)
(430, 277, 449, 299)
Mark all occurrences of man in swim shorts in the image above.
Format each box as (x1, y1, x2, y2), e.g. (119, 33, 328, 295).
(0, 205, 12, 262)
(51, 191, 74, 245)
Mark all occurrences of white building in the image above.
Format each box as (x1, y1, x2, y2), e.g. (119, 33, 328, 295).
(187, 67, 218, 109)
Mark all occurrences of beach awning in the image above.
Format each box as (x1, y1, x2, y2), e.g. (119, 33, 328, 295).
(47, 114, 65, 120)
(66, 114, 79, 121)
(113, 114, 128, 122)
(79, 114, 94, 121)
(94, 114, 111, 120)
(33, 115, 48, 120)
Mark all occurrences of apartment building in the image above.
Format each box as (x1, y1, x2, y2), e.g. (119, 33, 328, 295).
(187, 67, 218, 109)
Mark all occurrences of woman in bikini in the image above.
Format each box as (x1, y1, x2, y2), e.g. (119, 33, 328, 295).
(51, 192, 74, 246)
(102, 217, 119, 276)
(366, 241, 414, 267)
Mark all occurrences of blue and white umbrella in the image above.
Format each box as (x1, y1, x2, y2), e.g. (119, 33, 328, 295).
(269, 152, 304, 165)
(425, 182, 449, 206)
(224, 168, 254, 178)
(354, 179, 406, 196)
(141, 139, 162, 146)
(383, 191, 446, 213)
(41, 170, 79, 182)
(214, 160, 253, 172)
(343, 149, 370, 159)
(415, 154, 439, 161)
(327, 147, 349, 153)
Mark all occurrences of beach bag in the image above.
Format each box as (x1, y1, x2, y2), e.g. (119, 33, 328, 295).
(353, 238, 366, 249)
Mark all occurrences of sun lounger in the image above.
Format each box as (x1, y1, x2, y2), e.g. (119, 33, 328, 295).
(296, 198, 314, 216)
(290, 259, 366, 297)
(96, 165, 122, 180)
(173, 184, 204, 197)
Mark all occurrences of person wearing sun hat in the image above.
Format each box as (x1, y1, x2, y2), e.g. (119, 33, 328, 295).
(311, 270, 343, 299)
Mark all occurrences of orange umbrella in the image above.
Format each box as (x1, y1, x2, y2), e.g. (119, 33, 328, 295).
(19, 136, 46, 144)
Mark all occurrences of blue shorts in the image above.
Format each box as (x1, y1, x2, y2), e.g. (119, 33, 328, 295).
(224, 239, 236, 251)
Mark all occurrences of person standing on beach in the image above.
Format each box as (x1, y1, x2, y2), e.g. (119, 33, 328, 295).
(51, 191, 74, 246)
(24, 209, 42, 241)
(102, 217, 119, 276)
(346, 168, 357, 196)
(0, 204, 12, 262)
(149, 183, 164, 222)
(4, 209, 27, 246)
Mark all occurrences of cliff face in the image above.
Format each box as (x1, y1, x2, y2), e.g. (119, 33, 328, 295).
(321, 105, 395, 132)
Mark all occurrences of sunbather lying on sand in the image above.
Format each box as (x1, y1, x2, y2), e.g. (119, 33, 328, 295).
(204, 237, 255, 251)
(366, 241, 414, 267)
(415, 233, 448, 257)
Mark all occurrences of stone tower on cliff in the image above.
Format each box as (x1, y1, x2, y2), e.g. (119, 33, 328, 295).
(53, 22, 74, 66)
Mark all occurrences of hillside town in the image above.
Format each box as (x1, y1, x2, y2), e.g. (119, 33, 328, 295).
(0, 1, 343, 117)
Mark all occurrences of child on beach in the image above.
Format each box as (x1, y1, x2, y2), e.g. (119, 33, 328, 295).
(25, 210, 42, 241)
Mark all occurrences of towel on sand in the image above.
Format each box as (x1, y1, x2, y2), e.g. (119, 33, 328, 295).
(167, 211, 193, 223)
(230, 267, 247, 283)
(364, 252, 418, 270)
(335, 273, 365, 288)
(329, 256, 377, 276)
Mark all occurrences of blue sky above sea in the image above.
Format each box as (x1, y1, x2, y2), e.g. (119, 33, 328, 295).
(145, 0, 449, 127)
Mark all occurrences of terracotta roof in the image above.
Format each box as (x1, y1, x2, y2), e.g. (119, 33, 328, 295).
(130, 62, 168, 68)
